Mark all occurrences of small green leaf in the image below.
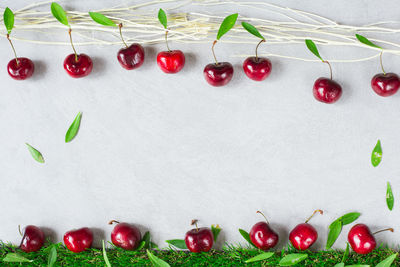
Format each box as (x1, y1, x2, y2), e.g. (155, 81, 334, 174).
(241, 22, 264, 40)
(158, 9, 167, 29)
(371, 140, 382, 167)
(238, 229, 257, 248)
(279, 253, 308, 266)
(141, 231, 151, 249)
(342, 242, 349, 262)
(147, 249, 170, 267)
(216, 13, 238, 40)
(65, 112, 82, 143)
(89, 12, 117, 27)
(166, 239, 187, 249)
(3, 7, 14, 35)
(26, 143, 44, 163)
(326, 219, 342, 249)
(340, 212, 361, 225)
(386, 182, 394, 211)
(102, 240, 111, 267)
(376, 253, 398, 267)
(305, 39, 323, 61)
(51, 2, 69, 26)
(137, 240, 146, 250)
(245, 252, 274, 263)
(211, 224, 221, 242)
(47, 246, 57, 267)
(356, 34, 382, 49)
(333, 263, 345, 267)
(3, 253, 33, 263)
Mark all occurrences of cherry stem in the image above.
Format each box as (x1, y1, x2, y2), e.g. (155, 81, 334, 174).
(305, 209, 323, 223)
(373, 228, 394, 235)
(191, 219, 199, 232)
(119, 23, 128, 48)
(18, 225, 23, 236)
(7, 34, 19, 66)
(108, 220, 120, 225)
(379, 51, 386, 75)
(212, 40, 218, 65)
(323, 60, 333, 80)
(165, 30, 171, 52)
(256, 210, 269, 224)
(68, 28, 78, 62)
(255, 39, 265, 61)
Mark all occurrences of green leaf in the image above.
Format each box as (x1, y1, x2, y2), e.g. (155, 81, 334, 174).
(166, 239, 187, 249)
(376, 253, 398, 267)
(102, 240, 111, 267)
(371, 140, 382, 167)
(141, 231, 151, 249)
(3, 7, 14, 35)
(386, 182, 394, 211)
(65, 112, 82, 143)
(346, 265, 370, 267)
(238, 229, 257, 248)
(137, 240, 146, 250)
(216, 13, 238, 40)
(279, 253, 308, 266)
(340, 212, 361, 225)
(241, 22, 264, 40)
(26, 143, 44, 163)
(342, 242, 349, 262)
(47, 246, 57, 267)
(3, 253, 33, 263)
(158, 8, 167, 29)
(89, 12, 117, 27)
(245, 252, 274, 263)
(51, 2, 69, 26)
(149, 242, 158, 249)
(326, 219, 342, 249)
(333, 263, 345, 267)
(147, 249, 170, 267)
(305, 39, 323, 61)
(356, 34, 382, 49)
(211, 224, 221, 242)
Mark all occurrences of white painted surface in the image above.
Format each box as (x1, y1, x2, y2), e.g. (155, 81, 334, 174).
(0, 0, 399, 250)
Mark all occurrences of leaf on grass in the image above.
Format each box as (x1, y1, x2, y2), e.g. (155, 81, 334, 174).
(326, 219, 342, 249)
(137, 240, 146, 250)
(333, 263, 345, 267)
(3, 7, 14, 34)
(305, 39, 323, 61)
(26, 143, 45, 163)
(279, 253, 308, 266)
(345, 265, 370, 267)
(89, 12, 117, 27)
(147, 249, 170, 267)
(238, 229, 257, 248)
(245, 252, 274, 263)
(355, 34, 382, 49)
(141, 231, 151, 249)
(149, 242, 158, 249)
(65, 112, 82, 143)
(211, 224, 221, 242)
(342, 242, 349, 263)
(47, 245, 57, 267)
(102, 240, 111, 267)
(241, 22, 264, 40)
(158, 9, 167, 29)
(166, 239, 187, 249)
(386, 182, 394, 211)
(340, 212, 361, 225)
(376, 253, 398, 267)
(51, 2, 69, 26)
(371, 140, 382, 167)
(216, 13, 238, 40)
(3, 253, 33, 262)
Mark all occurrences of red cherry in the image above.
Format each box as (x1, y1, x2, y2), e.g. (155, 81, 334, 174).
(249, 222, 279, 250)
(185, 227, 213, 253)
(371, 73, 400, 97)
(313, 78, 342, 103)
(157, 50, 185, 74)
(348, 224, 393, 254)
(203, 62, 234, 87)
(7, 58, 34, 80)
(243, 57, 271, 81)
(289, 210, 322, 250)
(19, 225, 45, 252)
(63, 54, 93, 78)
(110, 221, 142, 250)
(63, 227, 93, 253)
(117, 44, 145, 70)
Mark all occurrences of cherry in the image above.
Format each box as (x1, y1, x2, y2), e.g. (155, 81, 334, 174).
(116, 24, 145, 70)
(348, 224, 393, 254)
(289, 209, 323, 251)
(184, 220, 213, 253)
(370, 52, 400, 97)
(204, 40, 233, 86)
(249, 211, 279, 250)
(19, 225, 45, 252)
(312, 60, 342, 103)
(63, 227, 93, 253)
(243, 40, 271, 81)
(156, 25, 185, 73)
(6, 34, 34, 80)
(109, 220, 142, 250)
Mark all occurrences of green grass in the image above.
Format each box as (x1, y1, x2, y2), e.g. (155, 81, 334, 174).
(0, 243, 399, 266)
